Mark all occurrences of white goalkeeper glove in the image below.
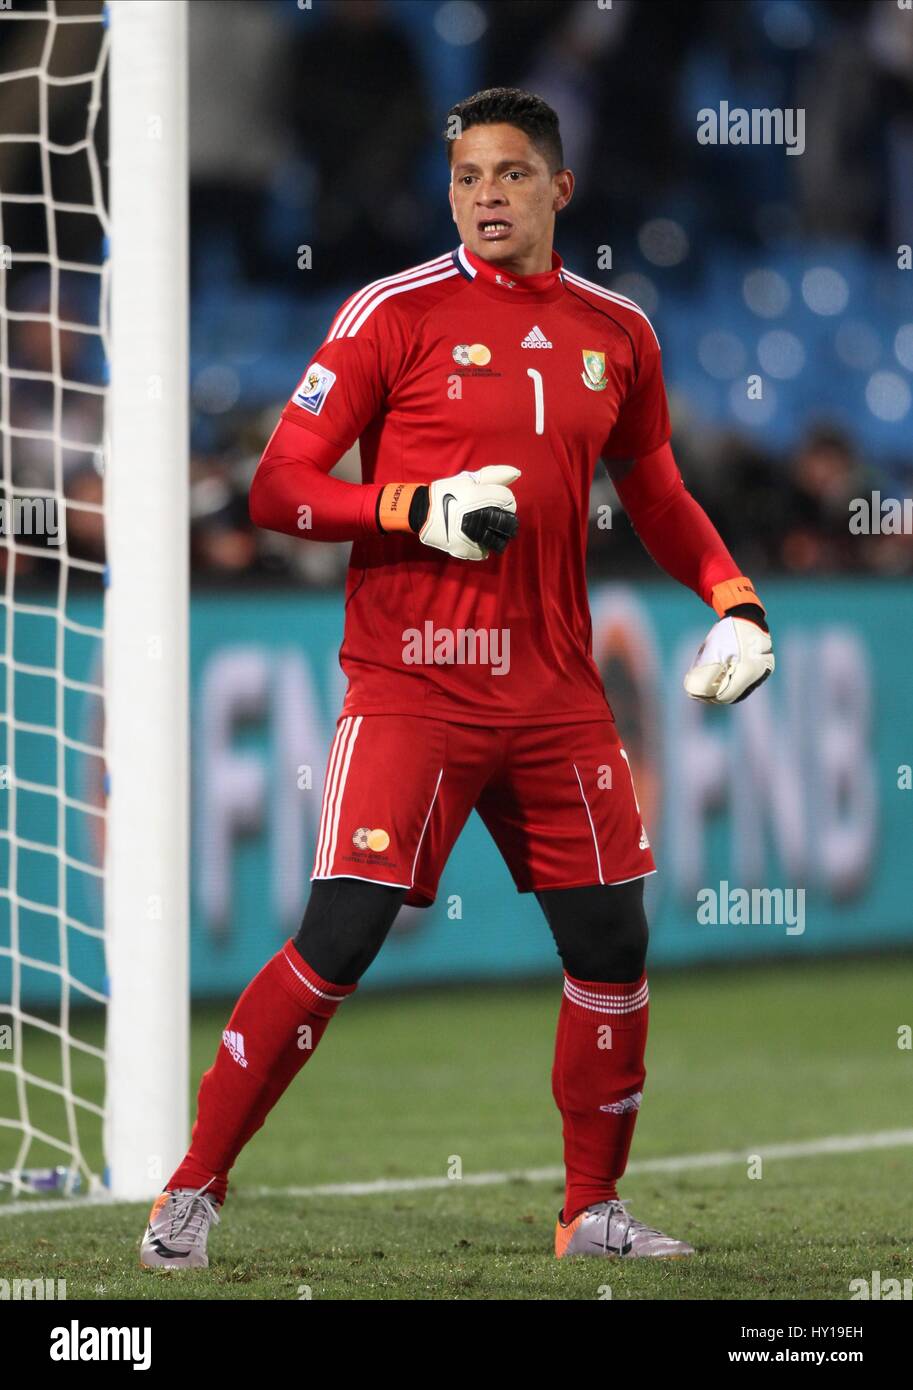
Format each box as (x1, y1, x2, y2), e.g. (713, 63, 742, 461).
(377, 466, 520, 560)
(684, 611, 774, 705)
(420, 465, 521, 560)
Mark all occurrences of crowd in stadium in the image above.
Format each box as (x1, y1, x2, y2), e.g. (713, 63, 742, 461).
(184, 0, 913, 585)
(3, 0, 911, 583)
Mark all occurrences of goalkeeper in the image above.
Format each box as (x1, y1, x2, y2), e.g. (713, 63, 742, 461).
(141, 87, 772, 1270)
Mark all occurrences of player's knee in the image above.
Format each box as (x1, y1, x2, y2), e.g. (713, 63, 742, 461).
(293, 878, 406, 986)
(538, 881, 649, 983)
(560, 920, 648, 982)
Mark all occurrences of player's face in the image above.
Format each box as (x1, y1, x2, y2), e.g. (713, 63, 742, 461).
(448, 123, 573, 277)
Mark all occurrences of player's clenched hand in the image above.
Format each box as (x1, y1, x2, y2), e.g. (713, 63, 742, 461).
(683, 609, 774, 705)
(376, 465, 520, 559)
(418, 466, 521, 560)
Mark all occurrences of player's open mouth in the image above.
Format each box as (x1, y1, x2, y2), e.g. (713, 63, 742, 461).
(478, 220, 512, 240)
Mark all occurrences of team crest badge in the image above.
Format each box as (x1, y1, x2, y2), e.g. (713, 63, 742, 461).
(581, 349, 608, 392)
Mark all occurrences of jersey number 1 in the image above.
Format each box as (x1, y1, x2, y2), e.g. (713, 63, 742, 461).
(526, 368, 544, 435)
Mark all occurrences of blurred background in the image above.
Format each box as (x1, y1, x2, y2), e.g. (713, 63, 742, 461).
(2, 0, 913, 1232)
(2, 0, 913, 587)
(1, 0, 912, 993)
(185, 0, 913, 585)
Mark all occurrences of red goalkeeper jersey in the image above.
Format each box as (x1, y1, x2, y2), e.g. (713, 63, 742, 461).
(275, 243, 672, 725)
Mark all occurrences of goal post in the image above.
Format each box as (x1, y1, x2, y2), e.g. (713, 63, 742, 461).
(104, 0, 189, 1199)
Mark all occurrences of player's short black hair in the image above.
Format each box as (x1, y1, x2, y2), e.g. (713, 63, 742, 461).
(444, 87, 564, 172)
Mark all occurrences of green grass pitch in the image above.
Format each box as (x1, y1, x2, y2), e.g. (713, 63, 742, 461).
(1, 956, 911, 1300)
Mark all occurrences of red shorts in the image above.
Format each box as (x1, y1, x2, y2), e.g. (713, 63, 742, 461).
(311, 715, 656, 907)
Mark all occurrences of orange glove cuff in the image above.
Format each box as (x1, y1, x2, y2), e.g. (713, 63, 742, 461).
(711, 576, 765, 617)
(377, 482, 420, 534)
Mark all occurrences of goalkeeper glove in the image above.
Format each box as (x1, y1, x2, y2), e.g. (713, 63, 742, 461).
(377, 466, 520, 560)
(684, 585, 774, 705)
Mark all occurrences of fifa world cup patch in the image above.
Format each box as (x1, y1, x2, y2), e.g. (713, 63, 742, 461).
(292, 361, 337, 415)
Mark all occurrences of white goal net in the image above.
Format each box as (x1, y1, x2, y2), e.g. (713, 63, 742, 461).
(0, 0, 188, 1204)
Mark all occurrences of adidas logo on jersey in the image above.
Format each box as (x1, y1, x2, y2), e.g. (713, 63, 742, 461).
(222, 1029, 248, 1068)
(521, 325, 552, 349)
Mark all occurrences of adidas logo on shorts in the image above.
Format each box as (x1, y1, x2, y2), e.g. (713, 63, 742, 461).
(520, 325, 552, 348)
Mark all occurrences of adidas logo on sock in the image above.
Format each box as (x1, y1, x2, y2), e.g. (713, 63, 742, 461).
(520, 325, 552, 348)
(222, 1029, 248, 1068)
(599, 1091, 643, 1115)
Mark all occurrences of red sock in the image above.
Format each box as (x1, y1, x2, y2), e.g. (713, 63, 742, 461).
(167, 940, 355, 1204)
(552, 969, 649, 1223)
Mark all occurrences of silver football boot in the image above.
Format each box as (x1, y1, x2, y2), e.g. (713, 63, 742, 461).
(140, 1178, 221, 1269)
(555, 1198, 695, 1258)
